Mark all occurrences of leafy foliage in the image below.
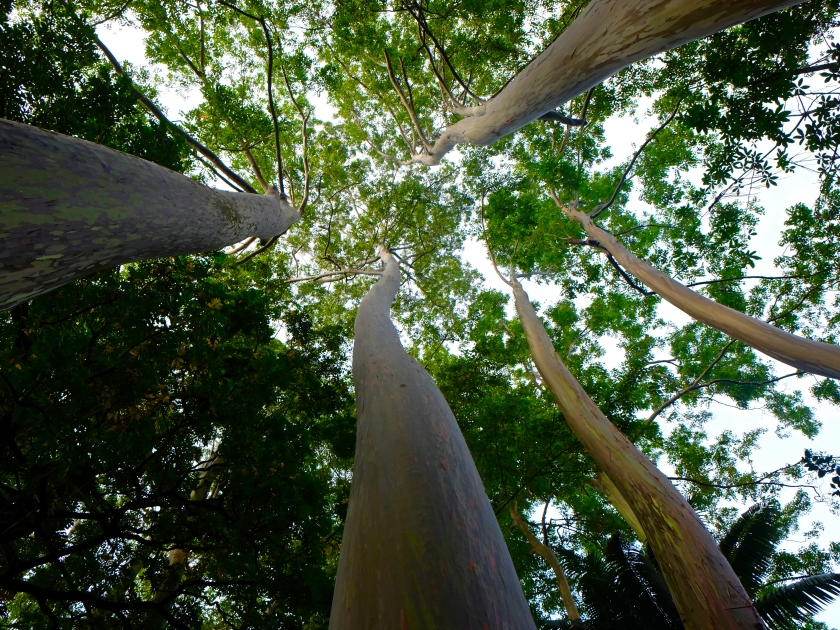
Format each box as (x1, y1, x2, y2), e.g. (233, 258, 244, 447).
(4, 0, 840, 625)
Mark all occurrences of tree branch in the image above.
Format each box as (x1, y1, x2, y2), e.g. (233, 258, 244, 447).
(384, 49, 432, 153)
(217, 1, 286, 197)
(94, 36, 258, 194)
(509, 504, 581, 625)
(590, 98, 682, 219)
(645, 340, 737, 426)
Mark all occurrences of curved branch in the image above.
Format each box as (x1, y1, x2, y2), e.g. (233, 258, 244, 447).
(590, 99, 682, 219)
(93, 36, 257, 194)
(509, 504, 581, 625)
(557, 200, 840, 380)
(285, 269, 383, 284)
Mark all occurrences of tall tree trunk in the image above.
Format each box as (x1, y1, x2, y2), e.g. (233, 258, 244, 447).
(416, 0, 804, 165)
(563, 205, 840, 379)
(0, 119, 298, 310)
(509, 506, 581, 626)
(330, 247, 536, 629)
(511, 279, 765, 630)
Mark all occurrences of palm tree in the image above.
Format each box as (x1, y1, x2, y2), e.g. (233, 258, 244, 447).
(543, 502, 840, 630)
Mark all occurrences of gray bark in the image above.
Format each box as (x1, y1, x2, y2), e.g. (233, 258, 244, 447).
(417, 0, 805, 164)
(330, 246, 536, 629)
(0, 119, 298, 310)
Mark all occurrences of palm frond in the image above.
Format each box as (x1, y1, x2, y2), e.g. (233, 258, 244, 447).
(629, 548, 683, 628)
(755, 573, 840, 630)
(604, 534, 681, 630)
(719, 502, 785, 597)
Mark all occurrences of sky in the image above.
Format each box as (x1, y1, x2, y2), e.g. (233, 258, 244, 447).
(97, 18, 840, 626)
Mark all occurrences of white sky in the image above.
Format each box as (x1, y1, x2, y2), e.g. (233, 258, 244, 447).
(97, 19, 840, 625)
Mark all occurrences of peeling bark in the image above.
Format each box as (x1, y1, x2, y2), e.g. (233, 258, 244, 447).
(511, 279, 766, 630)
(416, 0, 804, 164)
(0, 119, 299, 310)
(330, 247, 536, 629)
(565, 206, 840, 380)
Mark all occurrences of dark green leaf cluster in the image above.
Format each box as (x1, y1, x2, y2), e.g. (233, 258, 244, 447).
(0, 255, 354, 628)
(0, 0, 189, 171)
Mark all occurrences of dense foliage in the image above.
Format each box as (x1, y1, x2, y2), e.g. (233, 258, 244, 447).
(2, 0, 840, 626)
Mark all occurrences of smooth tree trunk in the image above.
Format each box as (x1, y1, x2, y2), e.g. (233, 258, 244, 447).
(511, 279, 765, 630)
(330, 247, 536, 630)
(0, 119, 298, 310)
(563, 206, 840, 379)
(417, 0, 804, 165)
(509, 506, 581, 626)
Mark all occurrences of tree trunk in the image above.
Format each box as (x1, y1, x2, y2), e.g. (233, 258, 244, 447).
(330, 247, 536, 630)
(417, 0, 804, 165)
(509, 506, 581, 626)
(564, 206, 840, 379)
(0, 119, 298, 310)
(511, 279, 766, 630)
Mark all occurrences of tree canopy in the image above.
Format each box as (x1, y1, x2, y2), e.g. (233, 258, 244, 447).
(2, 0, 840, 627)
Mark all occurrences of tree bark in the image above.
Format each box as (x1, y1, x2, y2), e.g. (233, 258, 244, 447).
(0, 119, 298, 310)
(589, 472, 647, 543)
(509, 506, 581, 626)
(511, 279, 766, 630)
(416, 0, 804, 165)
(330, 246, 536, 630)
(564, 205, 840, 380)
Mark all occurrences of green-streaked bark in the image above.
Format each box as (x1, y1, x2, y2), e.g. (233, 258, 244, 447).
(416, 0, 805, 164)
(0, 119, 298, 310)
(511, 279, 765, 630)
(331, 247, 536, 629)
(589, 472, 647, 543)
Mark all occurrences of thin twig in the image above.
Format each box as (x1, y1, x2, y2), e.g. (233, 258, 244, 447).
(645, 340, 737, 426)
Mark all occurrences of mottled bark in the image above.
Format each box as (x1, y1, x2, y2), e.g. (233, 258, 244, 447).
(509, 506, 581, 625)
(0, 119, 298, 310)
(565, 206, 840, 380)
(416, 0, 804, 165)
(511, 279, 765, 630)
(330, 247, 536, 629)
(589, 472, 647, 543)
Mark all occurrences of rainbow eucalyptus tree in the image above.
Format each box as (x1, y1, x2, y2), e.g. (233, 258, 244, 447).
(331, 246, 536, 628)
